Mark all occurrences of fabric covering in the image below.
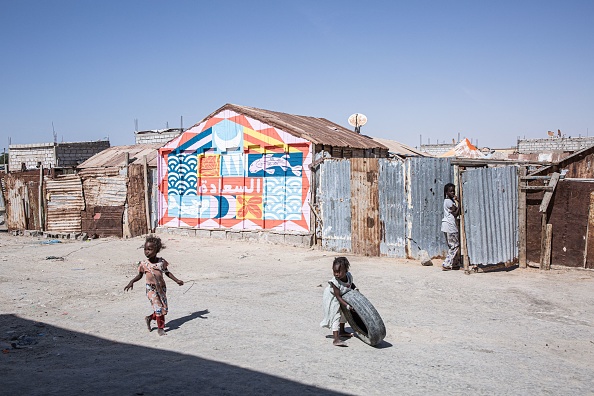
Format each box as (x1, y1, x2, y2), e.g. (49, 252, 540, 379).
(320, 272, 353, 330)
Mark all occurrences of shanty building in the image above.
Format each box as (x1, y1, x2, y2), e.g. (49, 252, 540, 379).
(156, 104, 387, 244)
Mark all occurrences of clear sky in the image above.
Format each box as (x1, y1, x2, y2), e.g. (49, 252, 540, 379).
(1, 0, 593, 150)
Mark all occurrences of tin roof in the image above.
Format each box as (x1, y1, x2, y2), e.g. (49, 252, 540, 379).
(371, 137, 429, 157)
(78, 143, 162, 168)
(192, 104, 387, 150)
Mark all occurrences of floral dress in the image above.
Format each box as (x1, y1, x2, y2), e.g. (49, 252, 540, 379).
(138, 258, 168, 316)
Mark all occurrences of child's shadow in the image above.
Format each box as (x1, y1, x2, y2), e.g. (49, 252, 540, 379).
(166, 309, 209, 332)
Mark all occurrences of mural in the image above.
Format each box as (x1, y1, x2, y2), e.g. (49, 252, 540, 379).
(158, 110, 312, 232)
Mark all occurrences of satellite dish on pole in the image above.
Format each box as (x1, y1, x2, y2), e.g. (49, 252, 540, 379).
(348, 113, 367, 134)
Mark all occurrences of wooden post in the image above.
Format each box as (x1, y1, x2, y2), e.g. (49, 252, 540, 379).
(542, 224, 553, 270)
(143, 155, 151, 234)
(585, 192, 594, 269)
(457, 167, 471, 273)
(38, 165, 44, 232)
(539, 172, 559, 269)
(518, 167, 527, 268)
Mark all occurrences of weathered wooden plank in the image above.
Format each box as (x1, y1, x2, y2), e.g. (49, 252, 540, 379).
(518, 167, 527, 268)
(520, 176, 551, 180)
(541, 224, 553, 270)
(457, 167, 471, 273)
(539, 172, 560, 213)
(521, 186, 554, 191)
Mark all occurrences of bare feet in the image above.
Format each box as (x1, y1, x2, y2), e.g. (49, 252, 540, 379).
(145, 316, 152, 331)
(333, 339, 348, 347)
(339, 331, 353, 338)
(157, 328, 167, 336)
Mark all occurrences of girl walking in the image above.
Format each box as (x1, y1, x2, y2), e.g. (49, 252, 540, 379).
(441, 183, 461, 270)
(320, 257, 356, 347)
(124, 235, 184, 336)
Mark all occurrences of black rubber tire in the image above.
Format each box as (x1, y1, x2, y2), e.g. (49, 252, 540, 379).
(340, 290, 386, 346)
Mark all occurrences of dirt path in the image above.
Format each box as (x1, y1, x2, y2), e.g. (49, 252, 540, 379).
(1, 233, 593, 395)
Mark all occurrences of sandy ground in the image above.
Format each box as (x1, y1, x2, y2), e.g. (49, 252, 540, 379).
(1, 232, 594, 395)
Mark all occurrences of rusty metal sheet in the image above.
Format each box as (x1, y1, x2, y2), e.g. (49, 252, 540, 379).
(3, 175, 27, 230)
(82, 175, 127, 207)
(547, 180, 591, 267)
(318, 159, 352, 252)
(81, 206, 125, 237)
(1, 173, 43, 231)
(78, 167, 121, 179)
(378, 159, 406, 257)
(462, 166, 518, 265)
(406, 157, 453, 259)
(126, 163, 148, 237)
(45, 175, 83, 233)
(350, 158, 380, 256)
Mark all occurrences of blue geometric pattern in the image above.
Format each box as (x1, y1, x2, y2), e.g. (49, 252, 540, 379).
(284, 177, 303, 220)
(221, 153, 244, 177)
(263, 177, 302, 220)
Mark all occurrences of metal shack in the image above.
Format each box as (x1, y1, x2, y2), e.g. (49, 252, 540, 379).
(76, 144, 161, 238)
(157, 103, 387, 243)
(525, 145, 594, 269)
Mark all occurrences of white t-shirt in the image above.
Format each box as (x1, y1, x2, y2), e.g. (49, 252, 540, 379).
(441, 198, 458, 234)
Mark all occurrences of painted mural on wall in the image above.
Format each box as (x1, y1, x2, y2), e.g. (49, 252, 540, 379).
(158, 110, 312, 232)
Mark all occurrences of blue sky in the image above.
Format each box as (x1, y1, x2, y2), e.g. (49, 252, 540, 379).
(1, 0, 592, 149)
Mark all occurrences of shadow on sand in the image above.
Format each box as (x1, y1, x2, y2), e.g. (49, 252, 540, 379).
(2, 314, 345, 395)
(165, 309, 210, 332)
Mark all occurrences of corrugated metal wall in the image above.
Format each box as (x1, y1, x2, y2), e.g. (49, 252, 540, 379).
(462, 166, 518, 265)
(83, 176, 127, 207)
(45, 175, 84, 233)
(319, 157, 521, 264)
(80, 168, 129, 238)
(406, 157, 453, 259)
(378, 159, 406, 257)
(318, 159, 351, 252)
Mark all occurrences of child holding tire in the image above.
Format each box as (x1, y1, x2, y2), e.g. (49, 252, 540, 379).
(320, 257, 357, 347)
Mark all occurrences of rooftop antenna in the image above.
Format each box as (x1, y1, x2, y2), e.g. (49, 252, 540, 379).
(348, 113, 367, 134)
(52, 122, 57, 143)
(134, 118, 139, 132)
(180, 115, 183, 131)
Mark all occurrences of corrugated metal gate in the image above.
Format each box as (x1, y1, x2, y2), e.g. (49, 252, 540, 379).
(406, 157, 454, 258)
(462, 166, 518, 265)
(378, 159, 406, 257)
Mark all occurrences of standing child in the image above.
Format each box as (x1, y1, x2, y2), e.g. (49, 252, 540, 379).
(441, 183, 461, 270)
(124, 235, 184, 336)
(320, 257, 357, 347)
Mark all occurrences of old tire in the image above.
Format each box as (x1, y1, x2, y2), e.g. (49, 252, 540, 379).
(341, 290, 386, 346)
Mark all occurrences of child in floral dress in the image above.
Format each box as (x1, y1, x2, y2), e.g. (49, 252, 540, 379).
(124, 236, 184, 336)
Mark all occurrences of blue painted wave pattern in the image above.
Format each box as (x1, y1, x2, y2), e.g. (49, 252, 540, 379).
(263, 177, 302, 220)
(168, 153, 199, 218)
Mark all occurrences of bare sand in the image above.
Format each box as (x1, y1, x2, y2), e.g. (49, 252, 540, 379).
(1, 233, 593, 395)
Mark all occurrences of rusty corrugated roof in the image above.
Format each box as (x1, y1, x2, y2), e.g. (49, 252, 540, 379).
(371, 137, 430, 157)
(192, 104, 387, 150)
(78, 144, 162, 169)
